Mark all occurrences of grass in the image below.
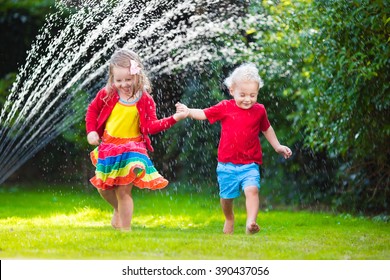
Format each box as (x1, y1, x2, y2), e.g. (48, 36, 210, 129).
(0, 185, 389, 260)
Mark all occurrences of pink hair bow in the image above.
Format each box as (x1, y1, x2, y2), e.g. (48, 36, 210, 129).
(130, 59, 141, 75)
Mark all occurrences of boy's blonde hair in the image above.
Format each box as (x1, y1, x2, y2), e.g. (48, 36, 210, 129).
(224, 63, 264, 90)
(105, 49, 151, 100)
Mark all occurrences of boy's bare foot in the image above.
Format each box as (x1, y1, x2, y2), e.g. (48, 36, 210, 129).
(223, 220, 234, 234)
(111, 209, 120, 229)
(246, 222, 260, 234)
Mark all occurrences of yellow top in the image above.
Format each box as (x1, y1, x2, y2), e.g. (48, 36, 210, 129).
(103, 101, 141, 144)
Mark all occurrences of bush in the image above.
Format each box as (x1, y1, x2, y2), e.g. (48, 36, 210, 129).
(226, 0, 389, 213)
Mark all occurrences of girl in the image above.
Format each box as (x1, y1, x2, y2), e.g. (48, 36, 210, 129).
(85, 48, 187, 231)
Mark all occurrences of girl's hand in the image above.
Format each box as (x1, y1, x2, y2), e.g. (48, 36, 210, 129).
(173, 102, 190, 121)
(275, 145, 292, 159)
(87, 131, 100, 146)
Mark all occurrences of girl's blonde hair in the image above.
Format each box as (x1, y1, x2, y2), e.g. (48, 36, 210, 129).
(224, 63, 264, 90)
(104, 49, 151, 101)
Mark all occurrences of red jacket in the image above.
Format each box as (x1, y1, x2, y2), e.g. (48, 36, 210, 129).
(85, 88, 177, 152)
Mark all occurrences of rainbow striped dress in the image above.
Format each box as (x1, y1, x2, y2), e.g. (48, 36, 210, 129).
(89, 96, 168, 190)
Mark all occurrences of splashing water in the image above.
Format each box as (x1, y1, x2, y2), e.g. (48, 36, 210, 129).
(0, 0, 270, 184)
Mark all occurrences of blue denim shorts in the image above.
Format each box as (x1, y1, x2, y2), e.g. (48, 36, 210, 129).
(216, 162, 260, 199)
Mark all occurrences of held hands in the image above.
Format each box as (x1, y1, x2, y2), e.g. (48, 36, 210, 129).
(87, 131, 100, 146)
(173, 102, 190, 121)
(275, 145, 292, 159)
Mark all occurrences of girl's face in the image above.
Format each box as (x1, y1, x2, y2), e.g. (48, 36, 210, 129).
(112, 66, 137, 95)
(230, 80, 259, 109)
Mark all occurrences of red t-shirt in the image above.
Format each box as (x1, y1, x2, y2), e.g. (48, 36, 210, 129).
(204, 99, 271, 165)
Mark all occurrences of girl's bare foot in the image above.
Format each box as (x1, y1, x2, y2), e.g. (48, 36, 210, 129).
(246, 222, 260, 234)
(111, 209, 120, 229)
(223, 219, 234, 234)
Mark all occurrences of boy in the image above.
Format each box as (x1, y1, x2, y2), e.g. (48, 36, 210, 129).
(178, 63, 292, 234)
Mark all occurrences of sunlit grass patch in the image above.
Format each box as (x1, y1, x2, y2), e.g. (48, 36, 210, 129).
(2, 207, 108, 229)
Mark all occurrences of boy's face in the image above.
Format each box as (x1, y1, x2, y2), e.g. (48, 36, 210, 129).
(230, 80, 259, 109)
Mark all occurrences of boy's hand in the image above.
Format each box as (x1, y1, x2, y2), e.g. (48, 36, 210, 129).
(275, 145, 292, 159)
(173, 102, 190, 121)
(87, 131, 100, 146)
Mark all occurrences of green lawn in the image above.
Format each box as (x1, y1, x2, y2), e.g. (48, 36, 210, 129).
(0, 185, 389, 259)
